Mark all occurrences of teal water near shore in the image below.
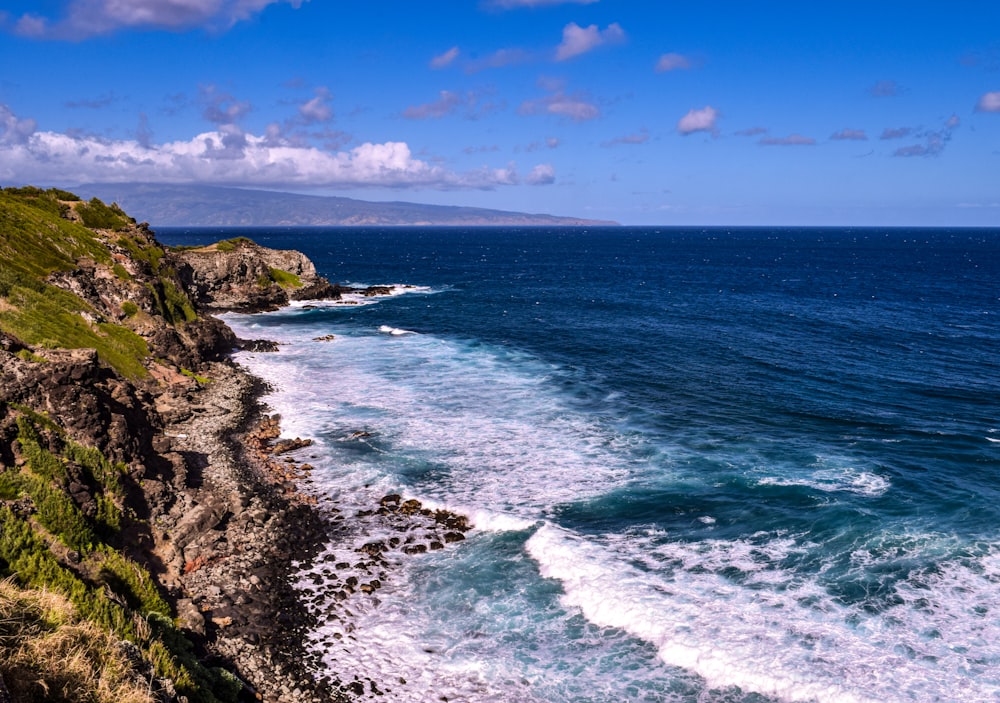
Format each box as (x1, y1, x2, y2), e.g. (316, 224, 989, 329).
(160, 226, 1000, 702)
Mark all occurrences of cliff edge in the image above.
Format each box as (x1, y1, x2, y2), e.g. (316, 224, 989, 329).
(0, 187, 342, 702)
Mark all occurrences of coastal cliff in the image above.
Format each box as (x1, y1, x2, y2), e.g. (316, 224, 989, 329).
(0, 187, 346, 702)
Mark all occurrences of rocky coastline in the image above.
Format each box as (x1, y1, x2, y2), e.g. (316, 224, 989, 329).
(0, 188, 475, 702)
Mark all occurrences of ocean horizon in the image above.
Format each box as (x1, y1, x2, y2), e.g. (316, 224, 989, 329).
(160, 225, 1000, 703)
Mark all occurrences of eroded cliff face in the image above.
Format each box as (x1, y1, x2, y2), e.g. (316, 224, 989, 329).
(0, 189, 344, 702)
(171, 238, 340, 312)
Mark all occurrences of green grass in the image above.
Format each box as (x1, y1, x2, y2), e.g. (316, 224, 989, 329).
(180, 368, 211, 384)
(0, 189, 179, 378)
(268, 267, 303, 288)
(0, 411, 240, 703)
(213, 237, 253, 253)
(15, 348, 47, 363)
(0, 191, 111, 278)
(0, 282, 150, 378)
(76, 198, 132, 231)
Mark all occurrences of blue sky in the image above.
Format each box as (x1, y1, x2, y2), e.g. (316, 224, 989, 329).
(1, 0, 998, 225)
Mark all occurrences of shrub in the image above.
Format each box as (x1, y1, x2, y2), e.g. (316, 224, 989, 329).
(77, 198, 130, 231)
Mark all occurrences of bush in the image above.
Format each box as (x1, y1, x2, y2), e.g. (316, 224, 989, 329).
(77, 198, 130, 231)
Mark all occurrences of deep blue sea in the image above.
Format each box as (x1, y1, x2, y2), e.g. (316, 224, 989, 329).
(159, 226, 1000, 703)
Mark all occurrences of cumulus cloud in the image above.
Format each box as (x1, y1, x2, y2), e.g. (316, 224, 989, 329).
(298, 87, 334, 124)
(430, 46, 460, 69)
(760, 134, 816, 146)
(869, 80, 900, 97)
(676, 106, 718, 136)
(0, 113, 524, 190)
(526, 163, 556, 185)
(0, 104, 37, 145)
(830, 128, 868, 141)
(601, 129, 649, 147)
(976, 91, 1000, 112)
(655, 53, 691, 72)
(6, 0, 308, 39)
(555, 22, 625, 61)
(200, 85, 252, 125)
(519, 91, 599, 121)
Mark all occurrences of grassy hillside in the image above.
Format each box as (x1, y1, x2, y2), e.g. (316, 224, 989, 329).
(0, 187, 200, 379)
(0, 187, 240, 702)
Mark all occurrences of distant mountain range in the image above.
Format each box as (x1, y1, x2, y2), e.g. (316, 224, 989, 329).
(74, 183, 617, 227)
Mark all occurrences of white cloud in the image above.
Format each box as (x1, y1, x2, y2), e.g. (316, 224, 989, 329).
(519, 92, 599, 121)
(555, 22, 625, 61)
(200, 84, 252, 125)
(676, 106, 718, 136)
(975, 91, 1000, 112)
(430, 46, 460, 69)
(0, 117, 522, 191)
(526, 163, 555, 185)
(8, 0, 308, 39)
(655, 53, 691, 72)
(298, 87, 333, 123)
(0, 104, 38, 145)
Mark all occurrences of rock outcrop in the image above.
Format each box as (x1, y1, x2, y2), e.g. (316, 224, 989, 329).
(171, 238, 340, 312)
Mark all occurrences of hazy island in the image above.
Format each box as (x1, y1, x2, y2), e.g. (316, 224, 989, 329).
(73, 183, 618, 228)
(0, 187, 457, 702)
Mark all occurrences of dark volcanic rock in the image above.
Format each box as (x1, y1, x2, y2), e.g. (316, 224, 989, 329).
(171, 239, 341, 312)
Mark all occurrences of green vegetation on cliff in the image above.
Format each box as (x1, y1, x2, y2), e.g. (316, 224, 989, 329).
(0, 188, 202, 378)
(0, 187, 240, 702)
(0, 410, 239, 702)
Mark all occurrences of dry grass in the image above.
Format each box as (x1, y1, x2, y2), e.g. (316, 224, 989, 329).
(0, 578, 155, 703)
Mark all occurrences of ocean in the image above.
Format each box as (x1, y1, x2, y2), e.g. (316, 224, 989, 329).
(158, 226, 1000, 703)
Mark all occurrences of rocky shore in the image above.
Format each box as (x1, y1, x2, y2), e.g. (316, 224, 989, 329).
(148, 361, 341, 702)
(149, 332, 475, 702)
(0, 188, 476, 702)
